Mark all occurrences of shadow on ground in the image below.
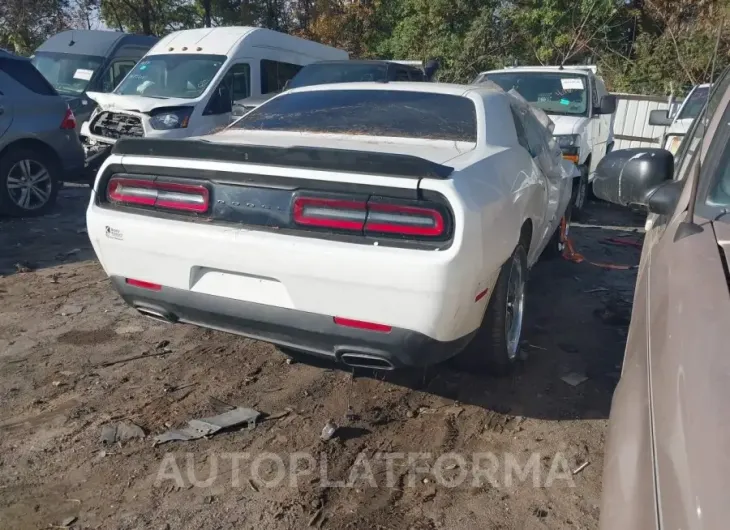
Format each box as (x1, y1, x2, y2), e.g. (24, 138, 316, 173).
(284, 199, 645, 422)
(0, 186, 93, 276)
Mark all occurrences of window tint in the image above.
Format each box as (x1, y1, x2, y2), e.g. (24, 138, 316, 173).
(261, 59, 302, 94)
(590, 79, 599, 110)
(234, 89, 477, 142)
(1, 58, 56, 95)
(395, 68, 410, 81)
(288, 63, 389, 89)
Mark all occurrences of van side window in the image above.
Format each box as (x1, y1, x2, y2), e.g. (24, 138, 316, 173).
(102, 60, 137, 92)
(227, 63, 251, 101)
(590, 78, 599, 111)
(261, 60, 303, 94)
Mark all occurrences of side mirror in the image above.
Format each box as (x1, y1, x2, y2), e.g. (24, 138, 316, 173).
(593, 148, 680, 215)
(595, 95, 617, 115)
(649, 109, 673, 126)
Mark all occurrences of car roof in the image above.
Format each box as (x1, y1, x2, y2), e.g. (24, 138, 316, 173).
(35, 30, 156, 57)
(482, 66, 593, 76)
(285, 81, 499, 97)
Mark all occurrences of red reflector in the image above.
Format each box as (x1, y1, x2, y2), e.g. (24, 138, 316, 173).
(107, 177, 209, 213)
(365, 203, 445, 237)
(293, 197, 367, 230)
(334, 317, 392, 333)
(60, 106, 77, 130)
(125, 278, 162, 291)
(475, 288, 489, 302)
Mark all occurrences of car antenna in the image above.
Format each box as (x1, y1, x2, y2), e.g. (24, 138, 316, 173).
(69, 30, 76, 47)
(676, 17, 724, 240)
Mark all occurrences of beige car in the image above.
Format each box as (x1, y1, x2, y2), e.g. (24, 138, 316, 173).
(593, 68, 730, 529)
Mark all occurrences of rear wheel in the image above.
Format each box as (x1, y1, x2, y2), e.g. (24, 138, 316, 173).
(456, 244, 528, 376)
(0, 148, 59, 217)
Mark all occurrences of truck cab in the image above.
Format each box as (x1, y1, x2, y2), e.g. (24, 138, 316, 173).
(31, 30, 158, 132)
(474, 66, 617, 216)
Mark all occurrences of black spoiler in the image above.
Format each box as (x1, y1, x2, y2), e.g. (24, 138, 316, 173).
(112, 138, 454, 180)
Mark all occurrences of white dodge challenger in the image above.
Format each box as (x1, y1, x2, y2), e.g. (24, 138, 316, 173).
(86, 82, 576, 374)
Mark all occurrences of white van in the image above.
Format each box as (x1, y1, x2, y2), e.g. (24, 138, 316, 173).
(474, 66, 617, 217)
(80, 27, 347, 144)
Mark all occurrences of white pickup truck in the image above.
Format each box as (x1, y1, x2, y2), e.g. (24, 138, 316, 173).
(475, 66, 617, 218)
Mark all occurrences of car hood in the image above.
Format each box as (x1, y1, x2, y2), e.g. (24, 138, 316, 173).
(548, 114, 585, 136)
(86, 92, 193, 113)
(205, 130, 479, 169)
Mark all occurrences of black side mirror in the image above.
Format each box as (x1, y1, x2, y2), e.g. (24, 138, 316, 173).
(649, 109, 673, 126)
(593, 148, 680, 215)
(595, 95, 617, 115)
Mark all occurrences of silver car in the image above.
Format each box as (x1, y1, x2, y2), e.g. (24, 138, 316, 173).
(0, 49, 85, 216)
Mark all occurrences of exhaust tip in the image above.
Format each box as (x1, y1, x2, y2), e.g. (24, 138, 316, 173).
(135, 306, 176, 323)
(340, 353, 395, 371)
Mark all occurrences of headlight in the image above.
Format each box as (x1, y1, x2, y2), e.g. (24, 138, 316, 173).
(554, 134, 580, 149)
(149, 107, 193, 130)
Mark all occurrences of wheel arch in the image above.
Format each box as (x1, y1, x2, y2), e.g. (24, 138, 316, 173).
(0, 138, 61, 170)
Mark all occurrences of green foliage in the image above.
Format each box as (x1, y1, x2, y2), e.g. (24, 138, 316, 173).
(3, 0, 729, 95)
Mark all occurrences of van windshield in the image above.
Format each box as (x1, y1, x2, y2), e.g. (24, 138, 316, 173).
(115, 54, 226, 99)
(478, 71, 589, 116)
(31, 52, 104, 96)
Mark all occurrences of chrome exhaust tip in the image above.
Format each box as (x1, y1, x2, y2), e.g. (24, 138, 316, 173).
(135, 306, 176, 323)
(340, 353, 395, 370)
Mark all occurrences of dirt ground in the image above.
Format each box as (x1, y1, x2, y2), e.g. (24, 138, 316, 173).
(0, 185, 645, 530)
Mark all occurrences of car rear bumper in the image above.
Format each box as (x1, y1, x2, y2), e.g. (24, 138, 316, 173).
(110, 276, 475, 368)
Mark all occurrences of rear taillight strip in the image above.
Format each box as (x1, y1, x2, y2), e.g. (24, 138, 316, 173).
(107, 177, 209, 213)
(293, 196, 447, 239)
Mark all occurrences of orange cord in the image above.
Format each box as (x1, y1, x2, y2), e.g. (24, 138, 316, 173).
(559, 217, 638, 270)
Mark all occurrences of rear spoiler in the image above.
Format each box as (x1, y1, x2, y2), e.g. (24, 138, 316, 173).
(112, 138, 455, 179)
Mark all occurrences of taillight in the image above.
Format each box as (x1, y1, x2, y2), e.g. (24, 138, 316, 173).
(125, 278, 162, 291)
(107, 177, 209, 213)
(292, 196, 447, 239)
(293, 197, 367, 230)
(365, 202, 444, 237)
(60, 106, 76, 130)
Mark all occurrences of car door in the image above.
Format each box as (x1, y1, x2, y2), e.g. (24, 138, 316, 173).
(643, 72, 730, 530)
(0, 79, 13, 138)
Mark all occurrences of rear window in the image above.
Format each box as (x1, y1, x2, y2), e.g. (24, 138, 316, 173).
(233, 89, 477, 142)
(0, 58, 56, 96)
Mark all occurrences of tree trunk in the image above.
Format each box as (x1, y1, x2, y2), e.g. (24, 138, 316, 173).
(141, 0, 152, 35)
(202, 0, 212, 27)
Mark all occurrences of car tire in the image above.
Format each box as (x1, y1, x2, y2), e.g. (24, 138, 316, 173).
(456, 244, 528, 376)
(571, 164, 589, 221)
(0, 148, 59, 217)
(541, 203, 572, 260)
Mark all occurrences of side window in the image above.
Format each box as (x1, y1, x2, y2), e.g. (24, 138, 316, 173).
(0, 58, 55, 95)
(227, 63, 251, 101)
(102, 60, 137, 92)
(510, 106, 530, 152)
(204, 63, 251, 116)
(395, 68, 410, 81)
(260, 59, 303, 94)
